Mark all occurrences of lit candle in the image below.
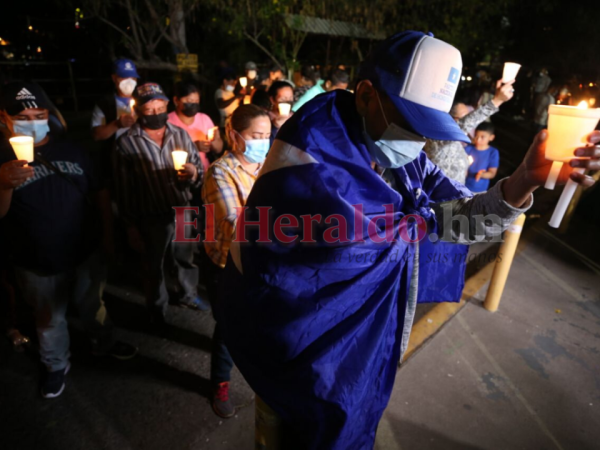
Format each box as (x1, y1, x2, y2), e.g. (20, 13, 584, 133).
(502, 62, 521, 83)
(544, 100, 600, 228)
(130, 99, 136, 119)
(278, 103, 291, 116)
(9, 136, 34, 166)
(207, 127, 217, 141)
(171, 150, 188, 171)
(243, 95, 251, 105)
(589, 98, 596, 107)
(240, 77, 248, 87)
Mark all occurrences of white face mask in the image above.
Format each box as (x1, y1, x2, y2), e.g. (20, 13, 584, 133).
(119, 78, 137, 97)
(362, 91, 426, 169)
(225, 84, 235, 92)
(247, 70, 257, 80)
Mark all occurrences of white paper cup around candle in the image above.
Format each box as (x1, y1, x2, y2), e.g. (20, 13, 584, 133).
(502, 62, 521, 83)
(544, 103, 600, 190)
(172, 150, 188, 171)
(240, 77, 248, 87)
(278, 103, 291, 116)
(9, 136, 34, 164)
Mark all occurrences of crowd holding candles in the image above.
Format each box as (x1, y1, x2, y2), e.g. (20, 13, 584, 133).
(0, 30, 599, 447)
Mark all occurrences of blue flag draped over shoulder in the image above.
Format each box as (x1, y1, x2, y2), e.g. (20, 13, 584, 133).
(219, 90, 472, 449)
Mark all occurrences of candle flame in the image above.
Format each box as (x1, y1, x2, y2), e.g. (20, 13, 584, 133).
(577, 100, 588, 109)
(589, 98, 596, 107)
(468, 155, 474, 165)
(130, 99, 135, 108)
(207, 126, 217, 141)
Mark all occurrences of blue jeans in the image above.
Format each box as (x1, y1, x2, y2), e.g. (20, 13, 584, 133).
(14, 251, 114, 372)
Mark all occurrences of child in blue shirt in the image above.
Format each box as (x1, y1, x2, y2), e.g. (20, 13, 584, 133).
(465, 122, 500, 192)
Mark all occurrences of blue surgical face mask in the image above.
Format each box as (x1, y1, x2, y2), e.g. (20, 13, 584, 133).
(362, 92, 425, 168)
(13, 119, 50, 144)
(237, 131, 270, 163)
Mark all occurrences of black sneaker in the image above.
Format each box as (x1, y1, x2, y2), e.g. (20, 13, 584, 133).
(41, 363, 70, 399)
(93, 341, 138, 360)
(212, 382, 235, 418)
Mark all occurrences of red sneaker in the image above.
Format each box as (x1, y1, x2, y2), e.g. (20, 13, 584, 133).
(212, 382, 235, 418)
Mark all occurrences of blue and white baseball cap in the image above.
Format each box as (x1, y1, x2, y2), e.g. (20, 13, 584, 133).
(359, 31, 469, 143)
(113, 58, 140, 78)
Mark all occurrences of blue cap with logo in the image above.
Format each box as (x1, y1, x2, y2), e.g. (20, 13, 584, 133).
(359, 31, 468, 143)
(113, 58, 140, 78)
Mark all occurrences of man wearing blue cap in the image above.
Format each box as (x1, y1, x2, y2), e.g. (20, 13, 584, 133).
(215, 32, 600, 449)
(91, 58, 140, 183)
(114, 82, 209, 326)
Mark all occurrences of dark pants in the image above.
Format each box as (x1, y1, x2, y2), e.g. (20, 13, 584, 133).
(138, 213, 199, 318)
(205, 260, 234, 384)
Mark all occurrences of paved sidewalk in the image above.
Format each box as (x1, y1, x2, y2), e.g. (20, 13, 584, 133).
(376, 223, 600, 450)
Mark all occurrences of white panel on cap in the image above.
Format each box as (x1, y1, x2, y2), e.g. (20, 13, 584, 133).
(400, 37, 462, 113)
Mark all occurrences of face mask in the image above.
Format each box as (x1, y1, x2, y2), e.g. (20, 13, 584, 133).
(13, 119, 50, 144)
(119, 79, 137, 97)
(140, 112, 168, 130)
(225, 85, 235, 92)
(181, 102, 200, 117)
(362, 92, 425, 168)
(248, 70, 257, 80)
(236, 131, 270, 163)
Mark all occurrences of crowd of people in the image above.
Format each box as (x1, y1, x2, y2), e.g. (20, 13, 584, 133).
(1, 30, 599, 449)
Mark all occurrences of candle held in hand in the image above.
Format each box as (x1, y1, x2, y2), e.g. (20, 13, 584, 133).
(207, 127, 217, 141)
(278, 103, 291, 116)
(544, 101, 600, 227)
(240, 77, 248, 87)
(172, 150, 188, 171)
(130, 99, 136, 119)
(243, 95, 251, 105)
(9, 136, 34, 165)
(502, 62, 521, 83)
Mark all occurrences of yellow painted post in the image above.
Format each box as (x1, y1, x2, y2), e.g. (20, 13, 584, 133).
(483, 214, 526, 312)
(255, 396, 282, 450)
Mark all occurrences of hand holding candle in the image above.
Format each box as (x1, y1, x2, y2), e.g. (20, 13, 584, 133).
(240, 77, 248, 88)
(171, 150, 188, 171)
(207, 126, 217, 141)
(502, 62, 521, 84)
(544, 101, 600, 190)
(9, 136, 35, 165)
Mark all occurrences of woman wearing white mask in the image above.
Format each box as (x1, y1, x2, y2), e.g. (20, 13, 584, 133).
(214, 71, 242, 128)
(201, 104, 270, 419)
